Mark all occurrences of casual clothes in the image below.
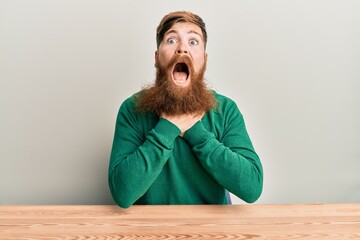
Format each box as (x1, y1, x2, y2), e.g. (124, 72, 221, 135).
(108, 91, 263, 208)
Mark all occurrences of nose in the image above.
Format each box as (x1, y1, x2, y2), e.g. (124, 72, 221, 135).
(176, 42, 189, 54)
(176, 49, 188, 54)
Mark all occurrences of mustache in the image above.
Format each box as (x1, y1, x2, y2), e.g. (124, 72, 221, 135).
(166, 54, 194, 73)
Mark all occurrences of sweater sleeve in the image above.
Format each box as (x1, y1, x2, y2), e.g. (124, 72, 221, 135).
(108, 98, 181, 208)
(183, 101, 263, 203)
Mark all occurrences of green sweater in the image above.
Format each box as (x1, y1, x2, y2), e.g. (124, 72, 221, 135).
(108, 91, 263, 208)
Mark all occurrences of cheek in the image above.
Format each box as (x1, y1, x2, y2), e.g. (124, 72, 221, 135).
(194, 55, 206, 72)
(158, 53, 172, 68)
(157, 46, 175, 67)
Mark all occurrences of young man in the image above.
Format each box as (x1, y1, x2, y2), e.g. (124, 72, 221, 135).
(108, 11, 263, 208)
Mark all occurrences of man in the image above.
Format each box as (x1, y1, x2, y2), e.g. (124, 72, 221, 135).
(108, 11, 263, 208)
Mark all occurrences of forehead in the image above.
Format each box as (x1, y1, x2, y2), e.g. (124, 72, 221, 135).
(164, 22, 203, 38)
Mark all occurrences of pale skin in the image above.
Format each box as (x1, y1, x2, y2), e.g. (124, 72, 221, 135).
(155, 22, 208, 136)
(161, 112, 204, 137)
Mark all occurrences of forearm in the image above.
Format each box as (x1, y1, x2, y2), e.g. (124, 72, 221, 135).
(109, 118, 180, 208)
(183, 121, 263, 203)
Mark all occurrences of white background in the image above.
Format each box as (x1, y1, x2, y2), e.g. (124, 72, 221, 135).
(1, 0, 359, 204)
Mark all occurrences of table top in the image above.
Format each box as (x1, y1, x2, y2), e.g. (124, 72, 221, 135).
(1, 203, 359, 239)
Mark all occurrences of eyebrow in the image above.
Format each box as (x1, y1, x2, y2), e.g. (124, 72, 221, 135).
(165, 29, 202, 38)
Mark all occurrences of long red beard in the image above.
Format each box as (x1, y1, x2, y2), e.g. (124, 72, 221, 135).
(135, 55, 216, 115)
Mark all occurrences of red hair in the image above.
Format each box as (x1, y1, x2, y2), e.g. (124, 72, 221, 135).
(156, 11, 208, 49)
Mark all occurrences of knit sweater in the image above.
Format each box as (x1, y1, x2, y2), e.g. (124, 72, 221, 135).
(108, 91, 263, 208)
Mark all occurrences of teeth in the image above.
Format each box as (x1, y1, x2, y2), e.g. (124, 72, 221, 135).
(174, 79, 186, 84)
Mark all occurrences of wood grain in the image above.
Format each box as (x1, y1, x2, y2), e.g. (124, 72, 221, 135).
(0, 204, 359, 239)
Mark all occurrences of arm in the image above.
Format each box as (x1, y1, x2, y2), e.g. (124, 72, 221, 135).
(108, 98, 180, 208)
(182, 102, 263, 203)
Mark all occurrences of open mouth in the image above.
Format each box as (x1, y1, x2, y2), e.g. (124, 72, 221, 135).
(172, 62, 189, 85)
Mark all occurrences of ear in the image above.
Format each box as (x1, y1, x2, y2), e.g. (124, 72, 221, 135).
(204, 52, 208, 64)
(154, 50, 159, 68)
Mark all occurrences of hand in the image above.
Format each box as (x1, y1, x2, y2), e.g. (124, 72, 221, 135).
(161, 112, 204, 136)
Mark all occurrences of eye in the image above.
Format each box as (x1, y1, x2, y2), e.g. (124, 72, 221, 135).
(167, 38, 177, 44)
(189, 39, 198, 45)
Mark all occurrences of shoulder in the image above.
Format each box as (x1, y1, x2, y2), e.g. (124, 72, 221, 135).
(115, 92, 154, 130)
(116, 92, 145, 121)
(118, 91, 157, 118)
(213, 91, 235, 104)
(211, 91, 241, 116)
(119, 92, 141, 111)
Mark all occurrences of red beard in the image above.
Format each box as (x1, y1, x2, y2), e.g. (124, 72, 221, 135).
(135, 54, 216, 116)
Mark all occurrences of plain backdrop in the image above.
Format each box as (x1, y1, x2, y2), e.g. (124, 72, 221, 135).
(1, 0, 359, 205)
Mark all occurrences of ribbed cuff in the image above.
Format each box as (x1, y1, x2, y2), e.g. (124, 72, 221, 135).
(183, 121, 213, 146)
(153, 118, 181, 144)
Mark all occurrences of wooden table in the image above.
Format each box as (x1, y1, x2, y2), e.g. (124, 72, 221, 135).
(1, 203, 359, 239)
